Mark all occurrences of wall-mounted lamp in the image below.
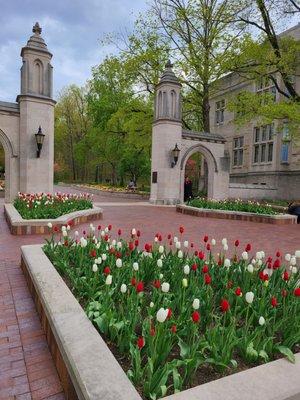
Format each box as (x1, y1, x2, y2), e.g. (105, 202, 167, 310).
(35, 126, 45, 158)
(171, 143, 180, 168)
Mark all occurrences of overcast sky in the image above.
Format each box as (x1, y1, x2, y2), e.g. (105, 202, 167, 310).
(0, 0, 147, 102)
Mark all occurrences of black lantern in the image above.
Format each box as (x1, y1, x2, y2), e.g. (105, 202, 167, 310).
(171, 143, 180, 168)
(35, 126, 45, 158)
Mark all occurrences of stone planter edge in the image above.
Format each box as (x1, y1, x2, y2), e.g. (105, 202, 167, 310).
(21, 244, 300, 400)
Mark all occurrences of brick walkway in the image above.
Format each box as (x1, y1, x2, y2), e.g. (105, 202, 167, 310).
(0, 185, 299, 399)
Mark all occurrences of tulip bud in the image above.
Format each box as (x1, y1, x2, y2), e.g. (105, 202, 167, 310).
(242, 251, 248, 260)
(175, 241, 181, 249)
(158, 245, 164, 254)
(224, 259, 231, 268)
(211, 239, 216, 246)
(156, 308, 168, 323)
(258, 316, 265, 326)
(116, 258, 122, 268)
(178, 250, 183, 259)
(161, 282, 170, 293)
(183, 241, 189, 248)
(183, 265, 190, 275)
(182, 278, 188, 287)
(150, 302, 154, 308)
(133, 262, 139, 271)
(105, 275, 112, 285)
(192, 298, 200, 310)
(157, 259, 163, 268)
(92, 264, 98, 273)
(245, 291, 254, 304)
(120, 284, 127, 293)
(47, 222, 52, 229)
(247, 264, 254, 273)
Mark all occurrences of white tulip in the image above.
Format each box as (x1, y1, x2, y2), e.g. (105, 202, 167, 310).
(161, 282, 170, 293)
(242, 251, 248, 260)
(150, 302, 154, 308)
(105, 275, 112, 285)
(157, 259, 163, 268)
(159, 245, 164, 254)
(174, 236, 178, 243)
(96, 257, 102, 264)
(133, 262, 139, 271)
(211, 239, 216, 246)
(295, 250, 300, 258)
(61, 226, 66, 232)
(80, 238, 87, 248)
(192, 298, 200, 310)
(183, 241, 189, 248)
(223, 244, 228, 251)
(92, 264, 98, 273)
(222, 238, 227, 246)
(285, 253, 291, 262)
(183, 265, 190, 275)
(101, 230, 105, 237)
(224, 259, 231, 268)
(256, 252, 262, 260)
(175, 241, 181, 249)
(47, 222, 52, 229)
(102, 254, 107, 261)
(96, 243, 101, 249)
(159, 273, 164, 279)
(156, 308, 168, 323)
(291, 266, 298, 274)
(111, 239, 116, 246)
(74, 230, 79, 236)
(116, 258, 122, 268)
(178, 250, 183, 259)
(182, 278, 188, 287)
(105, 227, 109, 233)
(62, 230, 68, 237)
(154, 237, 158, 242)
(247, 264, 254, 273)
(117, 241, 122, 249)
(290, 256, 297, 266)
(260, 251, 265, 259)
(245, 291, 254, 304)
(120, 284, 127, 293)
(257, 260, 263, 266)
(259, 316, 265, 326)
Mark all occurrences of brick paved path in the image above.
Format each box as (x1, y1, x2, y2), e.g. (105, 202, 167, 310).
(0, 185, 299, 399)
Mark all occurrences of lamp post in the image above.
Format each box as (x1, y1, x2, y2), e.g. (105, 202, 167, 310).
(171, 143, 180, 168)
(35, 126, 45, 158)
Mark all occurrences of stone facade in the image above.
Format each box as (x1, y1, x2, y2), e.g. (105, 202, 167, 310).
(150, 62, 230, 204)
(0, 23, 55, 202)
(209, 23, 300, 200)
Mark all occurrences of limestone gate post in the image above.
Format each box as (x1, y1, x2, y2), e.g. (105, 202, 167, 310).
(0, 23, 55, 202)
(150, 62, 229, 204)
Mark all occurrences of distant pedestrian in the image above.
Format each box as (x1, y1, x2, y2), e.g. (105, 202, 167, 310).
(184, 176, 193, 201)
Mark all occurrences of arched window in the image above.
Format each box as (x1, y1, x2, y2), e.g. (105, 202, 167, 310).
(170, 90, 177, 118)
(162, 91, 168, 116)
(33, 60, 43, 94)
(157, 91, 162, 118)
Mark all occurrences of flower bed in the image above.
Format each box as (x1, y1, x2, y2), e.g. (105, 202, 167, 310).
(188, 198, 278, 215)
(43, 227, 300, 400)
(14, 192, 93, 219)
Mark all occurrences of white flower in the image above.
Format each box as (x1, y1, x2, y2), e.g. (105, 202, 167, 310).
(96, 243, 101, 249)
(157, 259, 163, 268)
(131, 228, 137, 236)
(257, 260, 263, 266)
(175, 241, 181, 249)
(105, 275, 112, 285)
(245, 291, 254, 304)
(95, 257, 102, 264)
(295, 250, 300, 258)
(291, 266, 298, 274)
(183, 240, 189, 248)
(224, 259, 231, 268)
(102, 254, 107, 261)
(105, 227, 109, 233)
(47, 222, 52, 229)
(183, 264, 190, 275)
(74, 231, 79, 236)
(247, 264, 254, 273)
(111, 239, 116, 246)
(182, 278, 188, 287)
(192, 298, 200, 310)
(211, 239, 216, 246)
(154, 237, 158, 242)
(256, 252, 263, 260)
(156, 308, 168, 323)
(133, 262, 139, 271)
(117, 241, 122, 249)
(178, 250, 183, 259)
(161, 282, 170, 293)
(222, 238, 227, 246)
(80, 238, 87, 248)
(150, 302, 154, 308)
(159, 273, 164, 279)
(174, 236, 178, 243)
(259, 316, 265, 326)
(101, 230, 105, 237)
(223, 244, 228, 251)
(120, 284, 127, 293)
(158, 245, 164, 254)
(92, 264, 98, 273)
(290, 256, 297, 266)
(285, 253, 291, 262)
(116, 258, 122, 268)
(62, 230, 68, 237)
(61, 226, 66, 232)
(242, 251, 248, 260)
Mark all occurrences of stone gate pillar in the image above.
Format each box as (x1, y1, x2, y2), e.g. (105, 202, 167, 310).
(150, 61, 182, 205)
(17, 23, 55, 194)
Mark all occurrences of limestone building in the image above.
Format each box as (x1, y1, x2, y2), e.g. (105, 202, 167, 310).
(209, 23, 300, 200)
(0, 23, 55, 202)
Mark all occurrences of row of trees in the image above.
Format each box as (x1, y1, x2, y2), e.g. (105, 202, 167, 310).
(54, 0, 300, 186)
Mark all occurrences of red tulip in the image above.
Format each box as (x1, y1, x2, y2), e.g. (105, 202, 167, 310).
(179, 226, 184, 234)
(167, 308, 172, 319)
(153, 280, 161, 289)
(245, 243, 251, 252)
(150, 327, 156, 337)
(136, 281, 144, 293)
(273, 259, 280, 269)
(281, 289, 288, 297)
(128, 242, 134, 251)
(131, 277, 136, 286)
(192, 263, 198, 271)
(204, 274, 211, 285)
(103, 266, 110, 275)
(220, 299, 230, 312)
(276, 251, 281, 258)
(202, 265, 208, 274)
(117, 229, 122, 236)
(235, 240, 240, 247)
(203, 235, 208, 243)
(137, 230, 141, 237)
(294, 288, 300, 297)
(137, 336, 145, 349)
(192, 311, 200, 323)
(283, 271, 289, 281)
(206, 243, 211, 251)
(90, 249, 97, 258)
(171, 325, 177, 333)
(235, 287, 242, 296)
(108, 224, 112, 231)
(271, 296, 278, 307)
(198, 251, 205, 260)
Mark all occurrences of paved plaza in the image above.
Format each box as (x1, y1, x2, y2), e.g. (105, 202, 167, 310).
(0, 185, 299, 399)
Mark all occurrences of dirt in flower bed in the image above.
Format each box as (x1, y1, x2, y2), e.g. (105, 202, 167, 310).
(14, 192, 93, 219)
(44, 226, 300, 400)
(187, 198, 280, 215)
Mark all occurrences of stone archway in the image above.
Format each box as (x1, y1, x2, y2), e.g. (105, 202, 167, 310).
(180, 143, 219, 202)
(0, 129, 19, 202)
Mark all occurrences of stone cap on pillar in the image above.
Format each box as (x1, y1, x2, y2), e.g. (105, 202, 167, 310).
(21, 22, 52, 57)
(157, 60, 182, 87)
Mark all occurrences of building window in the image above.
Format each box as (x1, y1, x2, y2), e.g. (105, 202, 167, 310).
(233, 136, 244, 166)
(281, 121, 290, 163)
(256, 76, 277, 102)
(253, 124, 274, 164)
(215, 99, 225, 125)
